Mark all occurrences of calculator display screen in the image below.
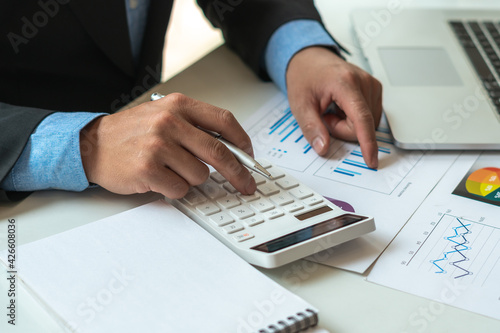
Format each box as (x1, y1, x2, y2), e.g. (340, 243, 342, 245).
(251, 214, 365, 253)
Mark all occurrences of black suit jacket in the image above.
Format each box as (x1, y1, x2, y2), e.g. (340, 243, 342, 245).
(0, 0, 323, 201)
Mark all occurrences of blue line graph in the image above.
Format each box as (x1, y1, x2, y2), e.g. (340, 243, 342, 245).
(405, 213, 500, 288)
(431, 218, 472, 279)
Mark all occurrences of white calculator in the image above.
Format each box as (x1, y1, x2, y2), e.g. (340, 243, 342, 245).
(167, 160, 375, 268)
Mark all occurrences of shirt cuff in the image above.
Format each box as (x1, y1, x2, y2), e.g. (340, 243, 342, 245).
(264, 19, 340, 95)
(0, 112, 107, 192)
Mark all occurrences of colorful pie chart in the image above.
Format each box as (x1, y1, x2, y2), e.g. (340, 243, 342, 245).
(465, 167, 500, 202)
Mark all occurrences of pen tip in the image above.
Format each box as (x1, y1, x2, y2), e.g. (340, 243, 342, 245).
(255, 164, 272, 179)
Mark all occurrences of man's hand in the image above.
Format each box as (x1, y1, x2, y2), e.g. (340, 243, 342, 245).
(80, 93, 256, 199)
(286, 46, 383, 168)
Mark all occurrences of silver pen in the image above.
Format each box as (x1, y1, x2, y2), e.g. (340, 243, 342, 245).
(150, 93, 272, 179)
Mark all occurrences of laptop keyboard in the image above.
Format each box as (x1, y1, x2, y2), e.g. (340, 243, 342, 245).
(450, 20, 500, 114)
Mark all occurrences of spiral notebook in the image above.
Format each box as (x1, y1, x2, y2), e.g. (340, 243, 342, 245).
(0, 200, 326, 333)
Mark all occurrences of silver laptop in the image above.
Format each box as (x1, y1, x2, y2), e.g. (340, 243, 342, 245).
(351, 8, 500, 149)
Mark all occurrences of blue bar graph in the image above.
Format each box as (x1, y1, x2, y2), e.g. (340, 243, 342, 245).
(333, 149, 379, 177)
(269, 109, 293, 133)
(376, 135, 393, 145)
(378, 147, 391, 154)
(377, 126, 391, 134)
(313, 121, 424, 194)
(343, 159, 377, 171)
(268, 108, 311, 154)
(334, 167, 362, 177)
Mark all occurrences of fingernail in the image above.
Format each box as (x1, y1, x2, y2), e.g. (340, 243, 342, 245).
(312, 137, 325, 153)
(367, 154, 379, 169)
(245, 176, 256, 194)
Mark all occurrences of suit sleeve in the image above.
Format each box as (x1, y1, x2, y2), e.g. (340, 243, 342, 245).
(0, 103, 55, 201)
(196, 0, 323, 80)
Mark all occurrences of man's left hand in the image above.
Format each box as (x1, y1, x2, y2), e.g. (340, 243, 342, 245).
(286, 46, 383, 169)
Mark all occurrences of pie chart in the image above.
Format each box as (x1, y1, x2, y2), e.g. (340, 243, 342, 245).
(465, 167, 500, 202)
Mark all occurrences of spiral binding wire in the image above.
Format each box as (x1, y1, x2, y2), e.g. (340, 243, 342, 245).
(257, 308, 319, 333)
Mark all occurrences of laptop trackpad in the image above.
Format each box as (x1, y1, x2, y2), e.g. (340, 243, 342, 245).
(378, 47, 463, 86)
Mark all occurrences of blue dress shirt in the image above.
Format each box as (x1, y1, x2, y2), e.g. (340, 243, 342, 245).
(0, 4, 337, 192)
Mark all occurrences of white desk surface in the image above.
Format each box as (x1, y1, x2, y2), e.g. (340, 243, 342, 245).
(2, 1, 500, 332)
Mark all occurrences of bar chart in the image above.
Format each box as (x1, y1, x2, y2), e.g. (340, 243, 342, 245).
(246, 99, 320, 172)
(314, 131, 423, 194)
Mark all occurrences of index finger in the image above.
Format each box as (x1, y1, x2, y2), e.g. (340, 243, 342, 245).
(163, 95, 256, 194)
(182, 100, 254, 157)
(334, 87, 379, 169)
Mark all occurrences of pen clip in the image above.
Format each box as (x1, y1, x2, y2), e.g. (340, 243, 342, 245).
(197, 127, 222, 139)
(151, 92, 165, 101)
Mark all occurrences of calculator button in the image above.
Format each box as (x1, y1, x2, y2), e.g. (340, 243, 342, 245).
(182, 188, 207, 205)
(222, 183, 238, 194)
(250, 199, 275, 212)
(252, 173, 267, 185)
(244, 216, 265, 227)
(196, 202, 221, 216)
(257, 183, 280, 196)
(264, 209, 284, 220)
(270, 193, 294, 206)
(209, 213, 234, 227)
(222, 223, 244, 234)
(233, 232, 255, 242)
(289, 186, 313, 200)
(217, 196, 241, 209)
(267, 167, 285, 179)
(284, 202, 304, 213)
(303, 195, 324, 206)
(210, 171, 226, 184)
(276, 176, 299, 190)
(238, 193, 260, 202)
(230, 206, 255, 219)
(197, 180, 227, 200)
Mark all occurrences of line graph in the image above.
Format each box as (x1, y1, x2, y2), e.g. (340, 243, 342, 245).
(406, 214, 500, 288)
(431, 218, 472, 279)
(367, 154, 500, 321)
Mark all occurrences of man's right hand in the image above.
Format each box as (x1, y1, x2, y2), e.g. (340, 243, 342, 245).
(80, 93, 257, 199)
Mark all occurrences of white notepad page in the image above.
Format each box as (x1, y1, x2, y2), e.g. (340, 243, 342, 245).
(1, 200, 320, 333)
